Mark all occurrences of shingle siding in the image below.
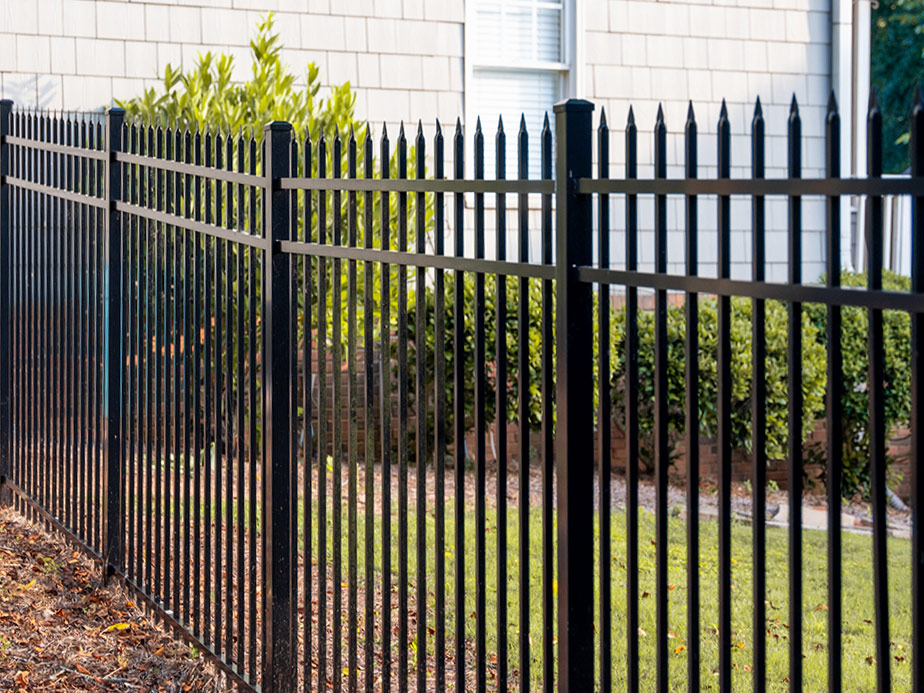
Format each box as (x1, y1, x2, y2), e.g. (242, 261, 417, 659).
(1, 0, 833, 276)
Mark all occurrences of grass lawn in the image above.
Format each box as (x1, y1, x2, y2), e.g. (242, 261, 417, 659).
(304, 494, 913, 691)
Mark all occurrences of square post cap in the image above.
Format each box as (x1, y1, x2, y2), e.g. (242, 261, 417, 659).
(554, 99, 595, 114)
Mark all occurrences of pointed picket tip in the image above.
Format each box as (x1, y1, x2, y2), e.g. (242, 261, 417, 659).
(753, 96, 763, 118)
(455, 116, 462, 132)
(475, 115, 482, 133)
(827, 91, 838, 114)
(719, 99, 728, 119)
(542, 111, 550, 129)
(349, 123, 356, 140)
(435, 118, 442, 136)
(519, 113, 527, 133)
(417, 119, 424, 137)
(627, 105, 635, 126)
(599, 107, 607, 129)
(364, 123, 372, 139)
(789, 94, 800, 114)
(381, 122, 388, 139)
(686, 101, 696, 124)
(496, 114, 505, 135)
(398, 120, 406, 138)
(656, 103, 664, 122)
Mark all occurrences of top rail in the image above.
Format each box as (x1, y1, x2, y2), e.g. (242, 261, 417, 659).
(115, 151, 263, 187)
(3, 134, 107, 161)
(579, 176, 924, 196)
(279, 177, 554, 194)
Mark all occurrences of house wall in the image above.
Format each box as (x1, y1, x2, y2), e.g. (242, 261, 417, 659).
(584, 0, 832, 282)
(0, 0, 835, 278)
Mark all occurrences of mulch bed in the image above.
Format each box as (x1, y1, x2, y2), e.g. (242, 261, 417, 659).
(0, 506, 224, 692)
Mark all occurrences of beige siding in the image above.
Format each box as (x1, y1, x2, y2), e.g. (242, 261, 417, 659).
(0, 0, 834, 276)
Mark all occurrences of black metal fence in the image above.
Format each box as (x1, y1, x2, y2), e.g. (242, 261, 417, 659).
(0, 91, 920, 693)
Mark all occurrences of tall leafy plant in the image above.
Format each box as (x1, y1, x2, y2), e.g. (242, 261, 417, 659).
(116, 14, 430, 351)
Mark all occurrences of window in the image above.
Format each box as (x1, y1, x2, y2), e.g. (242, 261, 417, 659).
(466, 0, 576, 179)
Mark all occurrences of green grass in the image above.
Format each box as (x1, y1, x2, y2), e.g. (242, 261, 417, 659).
(302, 496, 912, 691)
(125, 461, 913, 690)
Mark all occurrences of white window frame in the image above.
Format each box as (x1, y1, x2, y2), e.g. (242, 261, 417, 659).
(463, 0, 582, 180)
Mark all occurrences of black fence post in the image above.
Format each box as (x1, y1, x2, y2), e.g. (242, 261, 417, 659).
(104, 107, 125, 577)
(0, 99, 10, 504)
(911, 83, 924, 693)
(262, 121, 294, 692)
(553, 97, 594, 693)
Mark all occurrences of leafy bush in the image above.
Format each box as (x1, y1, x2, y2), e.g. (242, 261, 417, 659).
(804, 270, 912, 492)
(406, 274, 548, 442)
(116, 14, 356, 143)
(116, 14, 430, 350)
(608, 297, 827, 471)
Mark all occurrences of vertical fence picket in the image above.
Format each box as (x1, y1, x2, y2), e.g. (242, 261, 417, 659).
(332, 127, 344, 693)
(517, 114, 532, 693)
(347, 125, 359, 693)
(362, 124, 375, 693)
(597, 108, 612, 693)
(716, 101, 733, 693)
(495, 116, 509, 693)
(0, 99, 11, 499)
(653, 105, 670, 693)
(750, 98, 767, 693)
(452, 118, 465, 693)
(786, 96, 804, 693)
(683, 101, 701, 693)
(432, 120, 446, 693)
(825, 93, 844, 693)
(624, 105, 640, 693)
(415, 120, 428, 693)
(473, 117, 487, 693)
(867, 92, 892, 693)
(316, 129, 329, 693)
(378, 124, 391, 693)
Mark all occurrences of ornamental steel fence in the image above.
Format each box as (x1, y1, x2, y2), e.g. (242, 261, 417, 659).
(0, 91, 920, 693)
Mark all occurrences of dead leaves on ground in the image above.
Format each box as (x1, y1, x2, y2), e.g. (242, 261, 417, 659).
(0, 508, 223, 691)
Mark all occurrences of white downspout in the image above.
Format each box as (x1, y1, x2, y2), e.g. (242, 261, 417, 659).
(832, 0, 857, 272)
(853, 0, 872, 272)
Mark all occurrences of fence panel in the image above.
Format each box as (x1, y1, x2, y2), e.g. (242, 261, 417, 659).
(0, 92, 921, 693)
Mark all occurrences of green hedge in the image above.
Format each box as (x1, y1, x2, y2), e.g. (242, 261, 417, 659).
(608, 297, 827, 471)
(408, 273, 909, 496)
(804, 270, 912, 492)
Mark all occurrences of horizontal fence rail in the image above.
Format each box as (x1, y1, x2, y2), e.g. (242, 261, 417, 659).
(0, 89, 920, 693)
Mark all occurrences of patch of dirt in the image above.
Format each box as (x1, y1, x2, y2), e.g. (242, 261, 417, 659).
(0, 506, 222, 692)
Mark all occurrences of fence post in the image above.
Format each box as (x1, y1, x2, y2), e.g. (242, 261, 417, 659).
(553, 97, 595, 693)
(104, 107, 125, 577)
(262, 121, 294, 692)
(0, 99, 11, 505)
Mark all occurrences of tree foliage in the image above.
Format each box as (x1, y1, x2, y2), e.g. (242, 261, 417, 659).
(872, 0, 924, 173)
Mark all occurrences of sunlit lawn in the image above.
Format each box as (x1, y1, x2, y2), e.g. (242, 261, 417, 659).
(304, 495, 912, 691)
